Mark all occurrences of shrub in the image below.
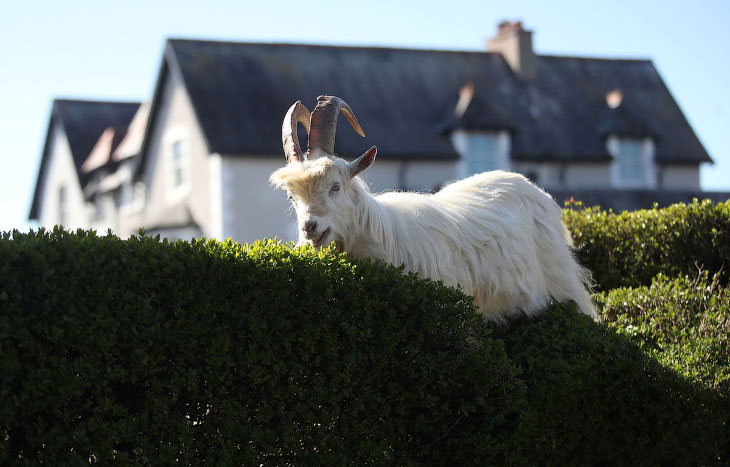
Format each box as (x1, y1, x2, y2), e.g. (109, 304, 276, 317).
(563, 199, 730, 290)
(597, 271, 730, 397)
(0, 229, 727, 465)
(490, 304, 728, 466)
(0, 228, 521, 465)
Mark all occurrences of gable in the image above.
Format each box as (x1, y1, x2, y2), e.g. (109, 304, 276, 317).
(29, 100, 140, 220)
(135, 53, 214, 236)
(32, 123, 88, 228)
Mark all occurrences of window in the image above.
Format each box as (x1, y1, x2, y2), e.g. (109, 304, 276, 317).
(465, 133, 501, 175)
(616, 139, 644, 184)
(450, 130, 510, 179)
(58, 185, 67, 226)
(609, 137, 656, 188)
(166, 137, 191, 200)
(171, 140, 187, 188)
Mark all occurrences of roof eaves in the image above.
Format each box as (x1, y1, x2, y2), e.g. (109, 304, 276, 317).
(136, 40, 213, 181)
(29, 102, 59, 220)
(650, 63, 713, 164)
(135, 46, 171, 181)
(165, 40, 213, 154)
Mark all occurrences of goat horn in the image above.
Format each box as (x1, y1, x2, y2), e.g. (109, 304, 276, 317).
(307, 96, 365, 157)
(282, 101, 311, 164)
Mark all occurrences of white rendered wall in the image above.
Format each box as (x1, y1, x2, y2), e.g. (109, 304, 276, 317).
(220, 156, 297, 244)
(660, 165, 700, 190)
(564, 163, 613, 189)
(218, 156, 458, 244)
(138, 63, 213, 238)
(361, 159, 458, 193)
(37, 124, 90, 231)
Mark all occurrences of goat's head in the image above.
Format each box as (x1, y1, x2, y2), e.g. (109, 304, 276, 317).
(270, 96, 377, 250)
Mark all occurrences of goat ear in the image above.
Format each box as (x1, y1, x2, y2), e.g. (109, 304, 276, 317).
(348, 146, 377, 178)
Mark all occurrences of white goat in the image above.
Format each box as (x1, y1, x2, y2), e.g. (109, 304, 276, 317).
(270, 96, 595, 322)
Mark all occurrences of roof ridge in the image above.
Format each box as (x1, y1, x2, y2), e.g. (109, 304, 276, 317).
(539, 54, 653, 63)
(167, 38, 498, 56)
(54, 98, 142, 106)
(167, 38, 657, 63)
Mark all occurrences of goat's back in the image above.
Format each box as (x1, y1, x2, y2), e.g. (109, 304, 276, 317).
(373, 170, 594, 321)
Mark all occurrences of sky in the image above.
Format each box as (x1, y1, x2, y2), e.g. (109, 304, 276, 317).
(1, 0, 728, 232)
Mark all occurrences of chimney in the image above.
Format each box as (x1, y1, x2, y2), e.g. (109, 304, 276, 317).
(487, 21, 537, 80)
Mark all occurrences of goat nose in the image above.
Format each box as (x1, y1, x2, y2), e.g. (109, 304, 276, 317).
(303, 220, 317, 234)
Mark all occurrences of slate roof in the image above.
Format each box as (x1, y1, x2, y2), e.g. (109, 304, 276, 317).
(81, 126, 129, 174)
(156, 39, 710, 165)
(29, 99, 140, 219)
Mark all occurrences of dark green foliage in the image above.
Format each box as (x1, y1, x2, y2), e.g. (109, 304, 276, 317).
(597, 272, 730, 395)
(563, 199, 730, 291)
(1, 228, 727, 465)
(0, 228, 520, 465)
(492, 304, 728, 466)
(597, 272, 730, 460)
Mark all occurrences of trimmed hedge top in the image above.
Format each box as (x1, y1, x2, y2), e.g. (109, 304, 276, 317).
(564, 198, 730, 291)
(0, 228, 520, 465)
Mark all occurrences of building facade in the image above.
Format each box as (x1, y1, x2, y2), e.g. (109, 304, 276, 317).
(30, 23, 726, 243)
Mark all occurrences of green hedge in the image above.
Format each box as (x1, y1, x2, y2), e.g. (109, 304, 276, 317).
(597, 271, 730, 396)
(0, 229, 727, 465)
(491, 304, 728, 466)
(0, 229, 520, 465)
(563, 199, 730, 291)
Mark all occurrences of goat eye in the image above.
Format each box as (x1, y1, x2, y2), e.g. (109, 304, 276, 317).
(330, 184, 340, 193)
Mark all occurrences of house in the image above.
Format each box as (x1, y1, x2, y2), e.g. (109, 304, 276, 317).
(30, 22, 727, 243)
(29, 100, 140, 232)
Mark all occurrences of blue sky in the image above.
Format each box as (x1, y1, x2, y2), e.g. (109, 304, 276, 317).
(1, 0, 728, 232)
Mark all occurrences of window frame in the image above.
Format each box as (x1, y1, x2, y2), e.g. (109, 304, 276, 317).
(163, 127, 191, 201)
(608, 136, 656, 189)
(452, 129, 511, 179)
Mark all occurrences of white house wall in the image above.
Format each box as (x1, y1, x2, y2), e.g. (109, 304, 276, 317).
(563, 163, 612, 189)
(660, 165, 700, 190)
(512, 161, 613, 191)
(90, 191, 117, 233)
(219, 156, 297, 243)
(361, 159, 458, 193)
(37, 124, 90, 230)
(139, 63, 213, 238)
(215, 156, 458, 245)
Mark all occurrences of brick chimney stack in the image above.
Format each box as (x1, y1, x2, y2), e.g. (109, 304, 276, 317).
(487, 21, 537, 80)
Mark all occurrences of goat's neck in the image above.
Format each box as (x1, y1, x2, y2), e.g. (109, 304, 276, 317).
(345, 188, 395, 262)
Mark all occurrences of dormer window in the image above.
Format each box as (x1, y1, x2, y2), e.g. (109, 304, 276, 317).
(607, 136, 657, 188)
(466, 133, 500, 174)
(450, 130, 511, 178)
(616, 139, 643, 183)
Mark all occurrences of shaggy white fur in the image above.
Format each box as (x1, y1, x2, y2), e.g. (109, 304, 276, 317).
(271, 154, 595, 322)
